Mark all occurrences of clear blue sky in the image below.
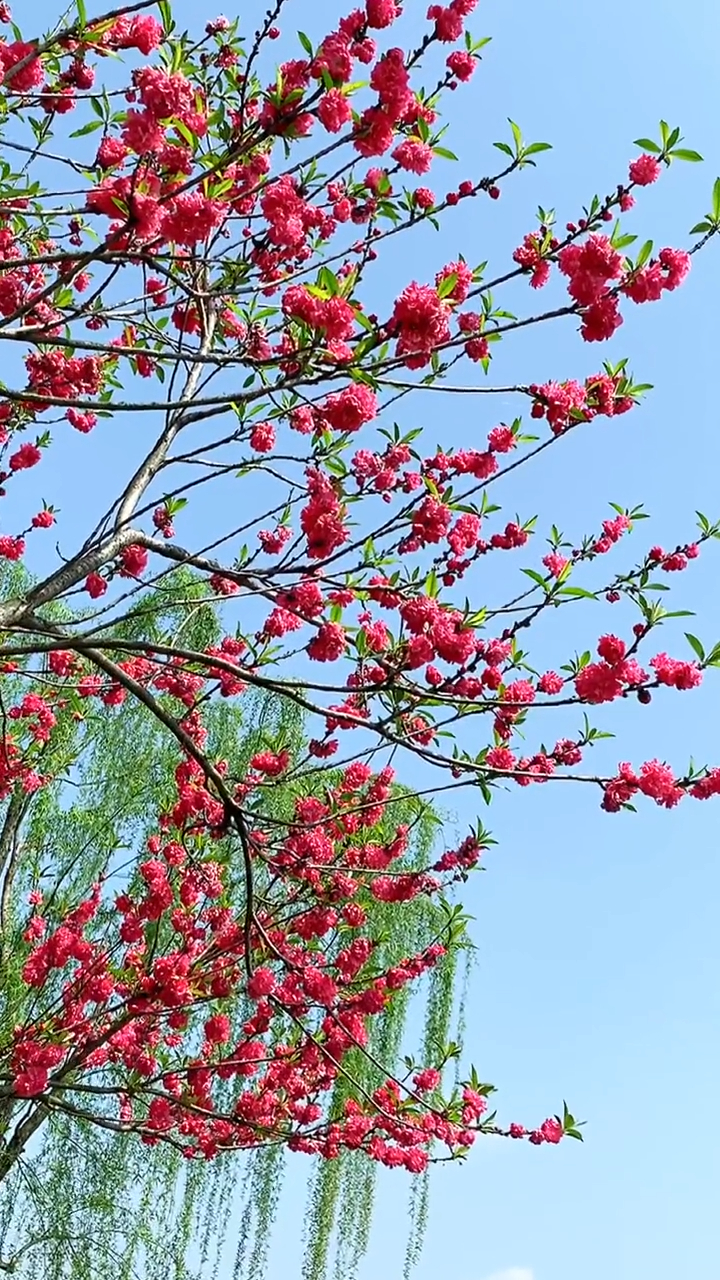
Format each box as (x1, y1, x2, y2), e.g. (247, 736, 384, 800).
(16, 3, 720, 1279)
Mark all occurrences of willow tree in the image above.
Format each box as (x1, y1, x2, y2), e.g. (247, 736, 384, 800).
(0, 1, 717, 1278)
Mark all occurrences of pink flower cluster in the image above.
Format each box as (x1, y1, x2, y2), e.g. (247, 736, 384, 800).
(427, 0, 479, 43)
(390, 281, 451, 368)
(530, 372, 634, 433)
(558, 234, 625, 341)
(555, 231, 690, 342)
(602, 760, 685, 811)
(575, 635, 701, 705)
(622, 247, 690, 304)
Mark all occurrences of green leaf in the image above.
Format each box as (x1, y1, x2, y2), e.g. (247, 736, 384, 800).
(523, 141, 552, 155)
(318, 266, 339, 296)
(297, 30, 314, 57)
(493, 141, 513, 157)
(635, 239, 653, 268)
(425, 569, 439, 598)
(76, 0, 87, 26)
(508, 118, 523, 155)
(712, 177, 720, 222)
(670, 148, 703, 162)
(70, 119, 104, 138)
(158, 0, 174, 33)
(633, 137, 661, 153)
(685, 633, 705, 662)
(521, 568, 549, 588)
(433, 146, 458, 161)
(612, 233, 638, 250)
(354, 310, 375, 333)
(690, 220, 713, 235)
(172, 118, 196, 148)
(437, 272, 458, 299)
(558, 586, 599, 600)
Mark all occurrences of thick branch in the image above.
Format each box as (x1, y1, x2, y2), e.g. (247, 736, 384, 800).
(0, 791, 31, 961)
(114, 310, 218, 531)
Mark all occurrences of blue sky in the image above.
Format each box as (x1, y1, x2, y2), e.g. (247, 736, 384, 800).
(14, 2, 720, 1279)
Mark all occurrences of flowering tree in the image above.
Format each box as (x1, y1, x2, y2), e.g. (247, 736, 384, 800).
(0, 571, 459, 1279)
(0, 0, 719, 1273)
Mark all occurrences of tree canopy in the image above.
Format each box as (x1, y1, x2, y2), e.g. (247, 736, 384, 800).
(0, 0, 717, 1275)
